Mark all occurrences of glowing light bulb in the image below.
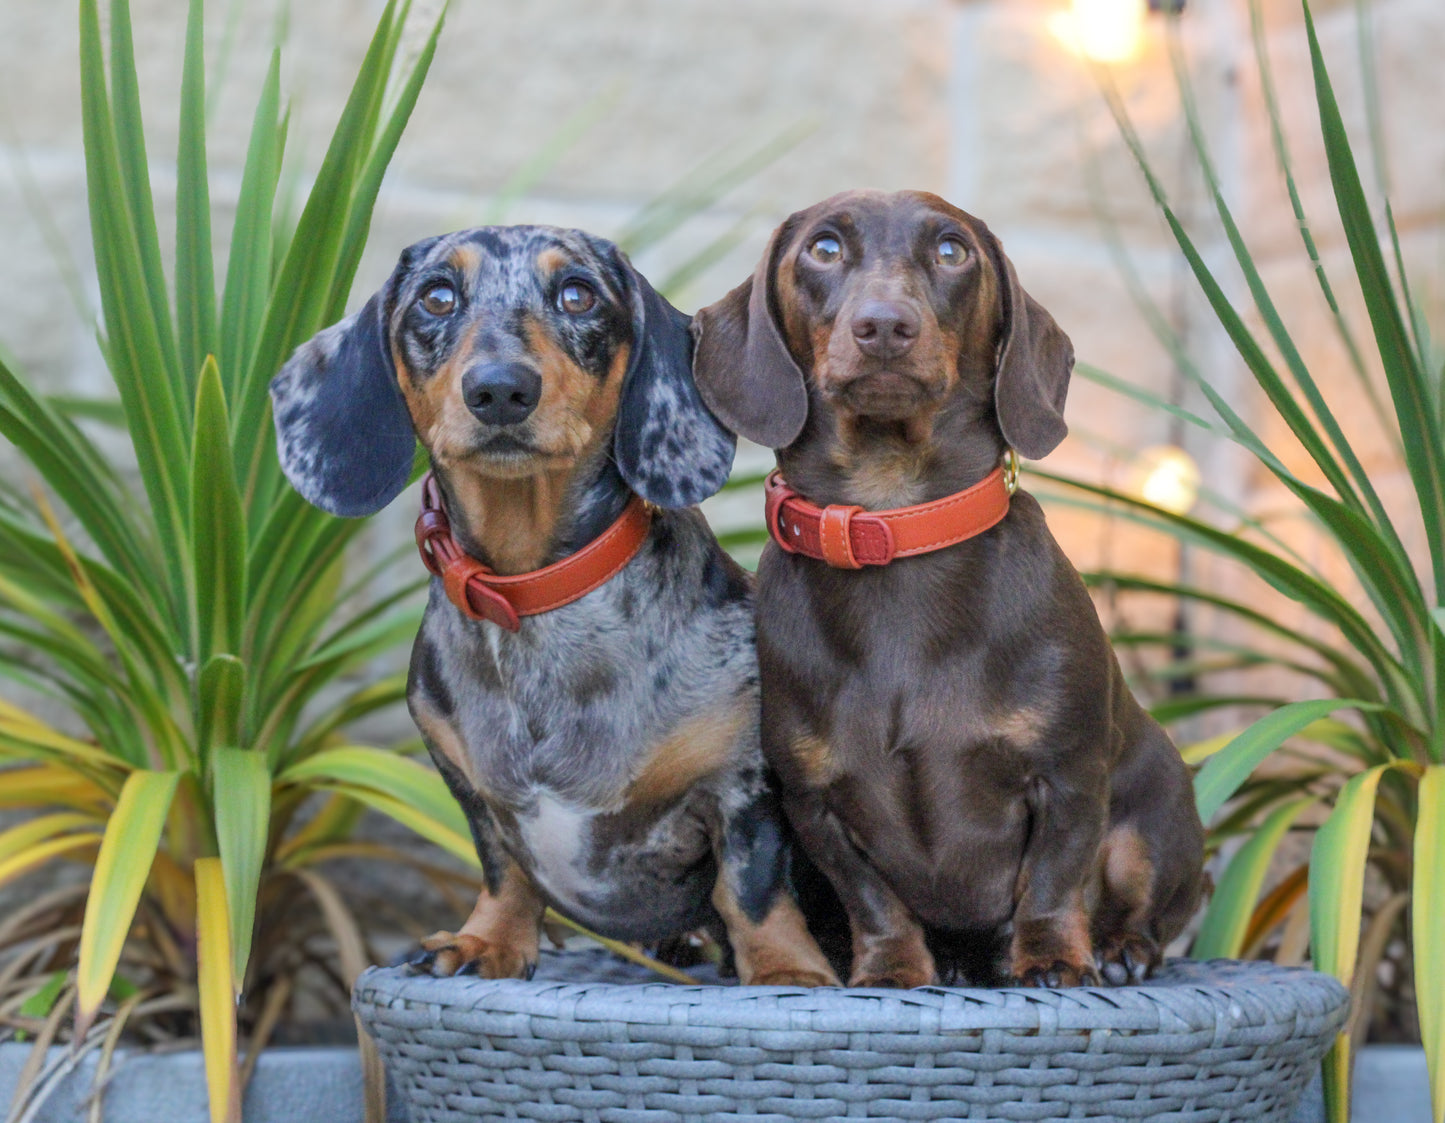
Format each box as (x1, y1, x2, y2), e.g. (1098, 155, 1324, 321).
(1130, 445, 1200, 515)
(1049, 0, 1146, 64)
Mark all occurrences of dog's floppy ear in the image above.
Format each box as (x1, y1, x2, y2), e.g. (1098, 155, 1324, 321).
(983, 232, 1074, 461)
(270, 255, 421, 518)
(612, 254, 737, 509)
(691, 219, 809, 450)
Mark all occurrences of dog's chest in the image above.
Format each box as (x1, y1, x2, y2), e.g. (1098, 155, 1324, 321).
(515, 795, 594, 901)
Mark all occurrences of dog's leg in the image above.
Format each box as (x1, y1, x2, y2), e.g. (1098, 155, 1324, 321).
(1094, 723, 1205, 984)
(1008, 772, 1106, 988)
(785, 795, 937, 988)
(407, 853, 545, 979)
(710, 792, 840, 987)
(1091, 823, 1162, 985)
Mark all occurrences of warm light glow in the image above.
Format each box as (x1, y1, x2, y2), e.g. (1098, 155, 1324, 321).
(1049, 0, 1145, 64)
(1129, 445, 1200, 515)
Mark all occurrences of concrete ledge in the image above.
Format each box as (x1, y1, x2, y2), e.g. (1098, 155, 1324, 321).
(0, 1042, 408, 1123)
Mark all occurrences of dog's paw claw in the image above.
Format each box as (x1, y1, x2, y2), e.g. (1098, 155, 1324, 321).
(1095, 935, 1159, 986)
(402, 931, 536, 979)
(1014, 960, 1100, 989)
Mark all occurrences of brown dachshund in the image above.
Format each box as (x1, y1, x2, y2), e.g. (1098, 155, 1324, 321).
(691, 190, 1204, 988)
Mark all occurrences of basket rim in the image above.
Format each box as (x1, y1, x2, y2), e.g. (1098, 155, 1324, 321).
(354, 954, 1350, 1037)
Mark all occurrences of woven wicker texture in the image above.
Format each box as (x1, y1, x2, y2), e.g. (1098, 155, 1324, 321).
(354, 949, 1348, 1123)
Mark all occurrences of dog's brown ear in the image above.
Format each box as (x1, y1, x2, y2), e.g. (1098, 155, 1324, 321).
(990, 242, 1074, 461)
(691, 222, 809, 450)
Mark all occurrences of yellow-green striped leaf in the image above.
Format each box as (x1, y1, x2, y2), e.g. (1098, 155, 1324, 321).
(0, 764, 108, 809)
(76, 769, 180, 1033)
(195, 857, 240, 1123)
(192, 358, 245, 661)
(1194, 699, 1384, 823)
(210, 748, 271, 987)
(0, 813, 100, 866)
(306, 783, 476, 868)
(1309, 763, 1400, 1123)
(1413, 765, 1445, 1123)
(198, 654, 246, 758)
(175, 0, 217, 392)
(218, 48, 281, 397)
(278, 746, 469, 840)
(1193, 797, 1314, 960)
(0, 833, 99, 890)
(1180, 729, 1239, 767)
(0, 701, 127, 770)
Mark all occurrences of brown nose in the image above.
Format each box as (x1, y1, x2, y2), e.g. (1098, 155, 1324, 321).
(851, 300, 920, 358)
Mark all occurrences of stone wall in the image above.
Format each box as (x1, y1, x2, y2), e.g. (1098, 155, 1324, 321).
(1, 0, 1440, 719)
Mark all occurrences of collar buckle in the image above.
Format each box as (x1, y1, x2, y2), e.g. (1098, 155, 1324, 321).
(1003, 448, 1020, 495)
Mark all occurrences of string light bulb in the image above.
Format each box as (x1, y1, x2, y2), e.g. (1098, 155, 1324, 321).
(1129, 445, 1200, 515)
(1049, 0, 1146, 64)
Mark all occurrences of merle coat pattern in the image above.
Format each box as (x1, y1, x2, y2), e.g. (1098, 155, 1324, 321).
(272, 225, 837, 985)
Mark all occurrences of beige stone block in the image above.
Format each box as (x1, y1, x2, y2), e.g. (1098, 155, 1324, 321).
(948, 0, 1249, 248)
(1236, 0, 1444, 259)
(0, 159, 104, 395)
(391, 0, 951, 212)
(1241, 226, 1442, 489)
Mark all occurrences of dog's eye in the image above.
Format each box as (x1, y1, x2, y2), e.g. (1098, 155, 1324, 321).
(420, 284, 457, 316)
(936, 237, 968, 267)
(808, 234, 842, 265)
(558, 281, 596, 315)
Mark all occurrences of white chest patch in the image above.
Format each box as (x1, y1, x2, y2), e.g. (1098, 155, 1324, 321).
(520, 795, 592, 904)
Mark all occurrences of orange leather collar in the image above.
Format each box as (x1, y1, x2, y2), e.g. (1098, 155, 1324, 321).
(764, 458, 1015, 569)
(415, 473, 652, 631)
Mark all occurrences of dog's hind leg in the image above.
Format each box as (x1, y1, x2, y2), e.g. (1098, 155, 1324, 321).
(710, 790, 840, 987)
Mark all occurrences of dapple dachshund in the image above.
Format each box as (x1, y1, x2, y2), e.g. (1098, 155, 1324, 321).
(691, 190, 1204, 988)
(271, 225, 837, 986)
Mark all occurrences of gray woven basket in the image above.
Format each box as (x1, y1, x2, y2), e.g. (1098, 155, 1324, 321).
(354, 948, 1348, 1123)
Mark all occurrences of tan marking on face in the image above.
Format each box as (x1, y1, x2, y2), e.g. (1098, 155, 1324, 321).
(522, 315, 625, 465)
(411, 701, 480, 789)
(395, 315, 482, 466)
(788, 732, 838, 787)
(626, 701, 749, 807)
(773, 249, 815, 375)
(448, 243, 482, 276)
(535, 246, 571, 276)
(430, 325, 629, 574)
(711, 880, 839, 986)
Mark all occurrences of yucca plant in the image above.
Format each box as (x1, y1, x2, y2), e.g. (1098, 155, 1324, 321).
(0, 4, 815, 1119)
(0, 1, 469, 1119)
(1027, 2, 1443, 1120)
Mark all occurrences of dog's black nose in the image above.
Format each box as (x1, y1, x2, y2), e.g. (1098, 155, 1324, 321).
(463, 362, 542, 426)
(851, 301, 920, 358)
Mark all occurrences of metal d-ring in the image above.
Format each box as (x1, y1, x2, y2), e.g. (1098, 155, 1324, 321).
(1003, 448, 1020, 495)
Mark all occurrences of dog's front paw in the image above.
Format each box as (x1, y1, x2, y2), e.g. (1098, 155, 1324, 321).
(1094, 934, 1159, 986)
(848, 939, 937, 989)
(404, 931, 537, 980)
(749, 966, 841, 988)
(1009, 955, 1101, 989)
